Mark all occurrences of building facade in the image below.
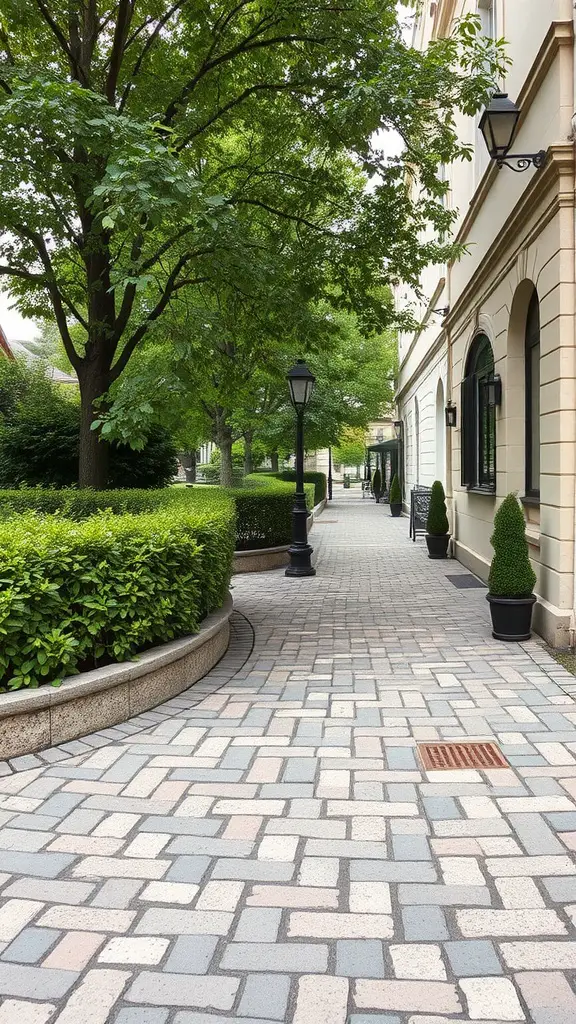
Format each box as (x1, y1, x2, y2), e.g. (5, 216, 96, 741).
(397, 0, 576, 647)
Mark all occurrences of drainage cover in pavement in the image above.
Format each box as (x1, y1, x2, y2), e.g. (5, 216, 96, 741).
(446, 573, 487, 589)
(418, 741, 509, 770)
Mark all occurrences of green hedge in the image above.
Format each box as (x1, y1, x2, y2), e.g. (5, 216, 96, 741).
(0, 492, 235, 691)
(232, 475, 315, 550)
(273, 470, 327, 505)
(0, 478, 315, 551)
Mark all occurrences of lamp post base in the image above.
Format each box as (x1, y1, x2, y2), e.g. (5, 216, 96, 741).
(285, 542, 316, 577)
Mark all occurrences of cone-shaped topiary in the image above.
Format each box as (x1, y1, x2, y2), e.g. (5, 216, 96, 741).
(426, 480, 449, 536)
(389, 473, 401, 504)
(372, 467, 382, 497)
(488, 493, 536, 598)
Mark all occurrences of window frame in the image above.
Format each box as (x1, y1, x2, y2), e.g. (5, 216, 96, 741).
(525, 289, 541, 501)
(461, 333, 497, 493)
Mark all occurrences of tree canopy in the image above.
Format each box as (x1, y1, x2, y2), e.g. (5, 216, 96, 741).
(0, 2, 507, 486)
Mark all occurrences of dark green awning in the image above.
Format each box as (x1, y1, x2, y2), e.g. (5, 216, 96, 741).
(366, 439, 399, 453)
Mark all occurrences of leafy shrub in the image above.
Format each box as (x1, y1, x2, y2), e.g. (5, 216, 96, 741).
(274, 470, 327, 505)
(426, 480, 449, 536)
(389, 473, 401, 504)
(0, 492, 235, 691)
(0, 379, 178, 489)
(233, 475, 315, 549)
(372, 468, 382, 497)
(488, 493, 536, 598)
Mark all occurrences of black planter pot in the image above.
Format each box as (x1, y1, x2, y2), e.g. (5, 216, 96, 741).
(487, 593, 537, 642)
(390, 503, 402, 517)
(426, 533, 450, 559)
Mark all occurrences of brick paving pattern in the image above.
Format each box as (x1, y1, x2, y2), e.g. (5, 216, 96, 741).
(0, 490, 575, 1022)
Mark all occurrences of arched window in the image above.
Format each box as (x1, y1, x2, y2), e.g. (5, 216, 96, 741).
(461, 334, 496, 491)
(525, 290, 540, 498)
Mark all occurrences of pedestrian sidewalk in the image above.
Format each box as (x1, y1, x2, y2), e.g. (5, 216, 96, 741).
(0, 489, 574, 1023)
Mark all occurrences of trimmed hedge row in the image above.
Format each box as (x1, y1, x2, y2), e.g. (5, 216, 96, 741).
(0, 476, 316, 550)
(232, 475, 315, 550)
(272, 470, 327, 506)
(0, 474, 318, 690)
(0, 492, 235, 692)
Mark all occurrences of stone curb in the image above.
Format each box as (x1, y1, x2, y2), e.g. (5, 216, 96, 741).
(0, 594, 233, 760)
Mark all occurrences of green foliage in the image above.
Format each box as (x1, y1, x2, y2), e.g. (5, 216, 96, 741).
(273, 471, 327, 506)
(0, 3, 508, 486)
(0, 493, 235, 691)
(426, 480, 449, 536)
(488, 493, 536, 598)
(372, 468, 382, 497)
(334, 427, 366, 468)
(0, 364, 177, 489)
(233, 475, 315, 550)
(389, 474, 401, 504)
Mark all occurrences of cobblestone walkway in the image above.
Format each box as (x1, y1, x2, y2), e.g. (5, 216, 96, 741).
(1, 491, 576, 1023)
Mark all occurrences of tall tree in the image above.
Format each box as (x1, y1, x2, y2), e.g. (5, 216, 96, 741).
(0, 3, 506, 486)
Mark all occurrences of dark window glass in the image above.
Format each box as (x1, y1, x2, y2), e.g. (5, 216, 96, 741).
(461, 334, 496, 491)
(525, 290, 540, 498)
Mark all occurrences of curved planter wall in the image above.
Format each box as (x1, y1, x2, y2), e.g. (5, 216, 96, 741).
(233, 545, 289, 573)
(0, 595, 233, 761)
(232, 500, 326, 574)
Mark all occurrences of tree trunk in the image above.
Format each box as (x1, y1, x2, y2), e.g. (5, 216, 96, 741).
(270, 452, 279, 472)
(219, 435, 233, 487)
(77, 361, 111, 489)
(244, 431, 253, 477)
(181, 450, 197, 483)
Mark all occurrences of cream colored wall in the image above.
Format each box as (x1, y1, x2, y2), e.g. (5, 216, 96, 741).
(397, 0, 576, 645)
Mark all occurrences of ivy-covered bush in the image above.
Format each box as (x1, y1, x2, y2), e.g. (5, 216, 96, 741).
(389, 473, 402, 504)
(426, 480, 449, 536)
(488, 493, 536, 598)
(0, 492, 235, 691)
(273, 470, 327, 505)
(233, 475, 315, 549)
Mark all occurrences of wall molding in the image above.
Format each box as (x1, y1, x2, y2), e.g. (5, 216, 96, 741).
(445, 144, 575, 336)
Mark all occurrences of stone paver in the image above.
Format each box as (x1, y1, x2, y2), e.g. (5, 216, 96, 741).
(0, 490, 575, 1021)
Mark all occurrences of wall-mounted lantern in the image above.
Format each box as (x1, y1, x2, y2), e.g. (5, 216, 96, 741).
(393, 421, 402, 440)
(485, 373, 502, 407)
(479, 93, 546, 173)
(445, 401, 457, 428)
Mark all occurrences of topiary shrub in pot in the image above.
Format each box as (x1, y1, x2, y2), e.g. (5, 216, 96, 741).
(389, 473, 402, 516)
(426, 480, 450, 559)
(372, 467, 382, 503)
(487, 492, 537, 641)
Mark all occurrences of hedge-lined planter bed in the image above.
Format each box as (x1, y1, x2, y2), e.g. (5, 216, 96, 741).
(232, 499, 325, 573)
(0, 595, 233, 760)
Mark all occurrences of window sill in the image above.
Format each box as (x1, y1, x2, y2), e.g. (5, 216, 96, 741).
(467, 487, 496, 496)
(521, 494, 540, 508)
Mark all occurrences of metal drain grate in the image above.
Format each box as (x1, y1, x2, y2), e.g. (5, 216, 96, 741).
(446, 574, 487, 589)
(417, 741, 509, 770)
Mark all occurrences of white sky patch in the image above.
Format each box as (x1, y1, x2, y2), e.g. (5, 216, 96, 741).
(0, 288, 38, 342)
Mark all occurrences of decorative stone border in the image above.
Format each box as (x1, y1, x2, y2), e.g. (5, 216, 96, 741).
(232, 499, 326, 574)
(0, 595, 233, 761)
(233, 545, 289, 573)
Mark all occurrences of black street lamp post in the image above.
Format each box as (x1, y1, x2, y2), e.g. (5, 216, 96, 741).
(327, 447, 333, 501)
(285, 359, 316, 578)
